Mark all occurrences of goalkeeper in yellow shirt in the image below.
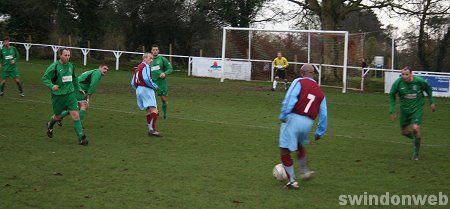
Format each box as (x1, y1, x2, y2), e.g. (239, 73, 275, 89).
(272, 51, 289, 91)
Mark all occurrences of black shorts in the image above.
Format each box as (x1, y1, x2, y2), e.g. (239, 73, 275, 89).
(274, 69, 286, 80)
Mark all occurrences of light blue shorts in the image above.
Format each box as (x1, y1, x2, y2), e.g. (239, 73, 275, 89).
(279, 113, 314, 151)
(136, 86, 157, 110)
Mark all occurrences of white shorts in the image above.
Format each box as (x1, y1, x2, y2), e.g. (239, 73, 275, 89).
(136, 86, 157, 110)
(279, 113, 314, 151)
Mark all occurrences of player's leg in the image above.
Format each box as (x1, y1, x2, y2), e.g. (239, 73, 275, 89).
(69, 109, 87, 145)
(138, 87, 161, 136)
(411, 124, 421, 160)
(161, 95, 168, 119)
(146, 107, 161, 136)
(13, 76, 24, 97)
(66, 93, 87, 145)
(47, 95, 64, 138)
(279, 116, 300, 189)
(78, 101, 88, 124)
(272, 69, 279, 91)
(0, 79, 7, 96)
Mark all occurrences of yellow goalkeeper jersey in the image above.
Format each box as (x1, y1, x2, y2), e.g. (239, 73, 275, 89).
(273, 57, 289, 69)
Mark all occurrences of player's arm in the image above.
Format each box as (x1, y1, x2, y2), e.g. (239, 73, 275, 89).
(315, 98, 328, 140)
(162, 57, 173, 75)
(86, 71, 102, 95)
(71, 65, 83, 94)
(42, 63, 57, 90)
(12, 46, 19, 64)
(282, 57, 289, 68)
(279, 78, 301, 122)
(388, 79, 400, 115)
(422, 79, 436, 111)
(130, 73, 137, 90)
(142, 66, 158, 90)
(0, 50, 3, 68)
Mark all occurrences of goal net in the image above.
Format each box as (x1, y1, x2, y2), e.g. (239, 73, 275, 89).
(221, 27, 359, 93)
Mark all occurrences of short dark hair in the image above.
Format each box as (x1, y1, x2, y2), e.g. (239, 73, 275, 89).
(58, 48, 71, 55)
(151, 44, 159, 49)
(99, 64, 108, 68)
(402, 66, 413, 73)
(3, 36, 10, 41)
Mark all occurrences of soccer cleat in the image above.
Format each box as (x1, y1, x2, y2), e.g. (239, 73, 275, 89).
(78, 135, 88, 146)
(285, 181, 299, 190)
(412, 155, 419, 161)
(56, 119, 63, 127)
(300, 170, 315, 180)
(148, 131, 163, 137)
(0, 92, 3, 96)
(20, 93, 25, 97)
(46, 124, 53, 138)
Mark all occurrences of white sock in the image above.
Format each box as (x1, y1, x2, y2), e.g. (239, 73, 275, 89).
(283, 165, 295, 182)
(272, 80, 277, 89)
(298, 156, 309, 173)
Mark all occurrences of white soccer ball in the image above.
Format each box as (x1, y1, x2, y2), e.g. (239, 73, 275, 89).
(273, 164, 288, 181)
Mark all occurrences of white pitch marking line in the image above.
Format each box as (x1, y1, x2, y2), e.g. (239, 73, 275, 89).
(11, 98, 449, 147)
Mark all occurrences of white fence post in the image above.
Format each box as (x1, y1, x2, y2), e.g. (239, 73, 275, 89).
(0, 41, 3, 49)
(81, 48, 90, 66)
(318, 65, 322, 86)
(113, 51, 123, 70)
(24, 43, 32, 61)
(188, 56, 192, 76)
(51, 45, 61, 62)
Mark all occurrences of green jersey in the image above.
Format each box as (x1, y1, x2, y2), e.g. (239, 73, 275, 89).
(389, 76, 434, 114)
(151, 55, 173, 82)
(0, 45, 19, 71)
(78, 69, 102, 95)
(42, 61, 81, 95)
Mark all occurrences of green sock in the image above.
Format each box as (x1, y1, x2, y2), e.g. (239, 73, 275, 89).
(414, 137, 421, 156)
(48, 116, 57, 129)
(60, 110, 69, 119)
(79, 110, 86, 123)
(162, 102, 167, 118)
(73, 120, 84, 140)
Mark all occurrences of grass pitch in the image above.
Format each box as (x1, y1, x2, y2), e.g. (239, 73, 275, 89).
(1, 60, 449, 209)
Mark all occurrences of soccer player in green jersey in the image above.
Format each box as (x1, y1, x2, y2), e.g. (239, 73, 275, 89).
(150, 44, 173, 119)
(0, 37, 24, 97)
(42, 48, 88, 145)
(57, 64, 108, 126)
(389, 66, 436, 160)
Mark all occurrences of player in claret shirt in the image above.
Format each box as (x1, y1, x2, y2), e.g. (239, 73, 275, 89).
(389, 66, 436, 161)
(278, 64, 327, 190)
(131, 53, 161, 137)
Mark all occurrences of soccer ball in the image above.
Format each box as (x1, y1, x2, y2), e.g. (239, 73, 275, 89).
(272, 164, 288, 181)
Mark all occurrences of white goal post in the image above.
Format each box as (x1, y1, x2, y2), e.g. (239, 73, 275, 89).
(221, 27, 350, 93)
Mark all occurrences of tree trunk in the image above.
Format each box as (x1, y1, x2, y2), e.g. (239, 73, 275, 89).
(417, 0, 431, 71)
(436, 27, 449, 72)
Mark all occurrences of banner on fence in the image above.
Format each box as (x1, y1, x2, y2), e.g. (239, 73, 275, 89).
(192, 57, 251, 81)
(384, 72, 450, 97)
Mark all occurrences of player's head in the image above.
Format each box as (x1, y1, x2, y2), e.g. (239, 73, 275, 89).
(277, 51, 282, 58)
(99, 64, 108, 75)
(151, 44, 159, 56)
(401, 66, 413, 82)
(142, 52, 153, 65)
(58, 48, 71, 64)
(299, 64, 315, 78)
(3, 37, 10, 47)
